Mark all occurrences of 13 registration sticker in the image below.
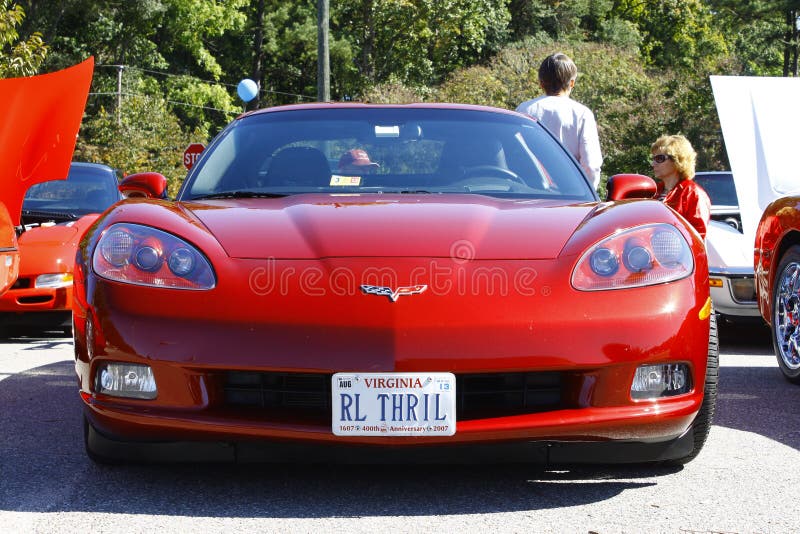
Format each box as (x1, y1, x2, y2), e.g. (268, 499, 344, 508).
(332, 373, 456, 436)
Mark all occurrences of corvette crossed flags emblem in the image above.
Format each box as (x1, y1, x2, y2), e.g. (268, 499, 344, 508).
(360, 284, 428, 302)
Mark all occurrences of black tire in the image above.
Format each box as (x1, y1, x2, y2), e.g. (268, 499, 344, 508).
(669, 309, 719, 465)
(83, 415, 120, 465)
(770, 245, 800, 384)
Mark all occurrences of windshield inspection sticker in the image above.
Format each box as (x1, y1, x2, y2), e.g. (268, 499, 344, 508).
(330, 175, 362, 186)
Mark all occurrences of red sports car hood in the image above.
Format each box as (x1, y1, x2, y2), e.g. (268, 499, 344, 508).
(18, 216, 99, 268)
(185, 195, 595, 260)
(17, 224, 83, 275)
(19, 221, 84, 248)
(0, 57, 94, 226)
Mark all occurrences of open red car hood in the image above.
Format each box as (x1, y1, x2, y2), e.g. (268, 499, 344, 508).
(0, 57, 94, 226)
(187, 195, 594, 260)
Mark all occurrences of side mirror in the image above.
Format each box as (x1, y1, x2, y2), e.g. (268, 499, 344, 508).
(119, 172, 168, 199)
(606, 174, 657, 201)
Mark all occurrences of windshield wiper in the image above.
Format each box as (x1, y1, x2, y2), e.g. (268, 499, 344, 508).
(21, 209, 78, 223)
(190, 191, 289, 200)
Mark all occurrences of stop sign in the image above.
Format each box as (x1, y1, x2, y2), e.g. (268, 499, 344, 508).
(183, 143, 205, 170)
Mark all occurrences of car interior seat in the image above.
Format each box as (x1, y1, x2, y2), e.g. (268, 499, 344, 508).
(266, 146, 332, 187)
(437, 138, 508, 180)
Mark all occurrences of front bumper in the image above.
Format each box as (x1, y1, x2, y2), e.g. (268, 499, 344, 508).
(75, 254, 711, 455)
(84, 417, 695, 464)
(708, 268, 758, 317)
(0, 280, 72, 312)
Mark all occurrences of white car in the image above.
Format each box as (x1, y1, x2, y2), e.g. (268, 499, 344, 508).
(695, 171, 759, 320)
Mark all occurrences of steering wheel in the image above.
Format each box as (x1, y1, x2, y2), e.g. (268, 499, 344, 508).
(460, 165, 523, 183)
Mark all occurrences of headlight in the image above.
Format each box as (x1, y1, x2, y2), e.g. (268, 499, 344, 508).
(35, 273, 73, 288)
(92, 223, 216, 290)
(571, 224, 693, 291)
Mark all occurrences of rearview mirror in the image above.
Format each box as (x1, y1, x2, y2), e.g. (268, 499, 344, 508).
(606, 174, 657, 201)
(119, 172, 168, 199)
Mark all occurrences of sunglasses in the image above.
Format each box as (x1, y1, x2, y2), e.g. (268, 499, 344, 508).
(652, 154, 672, 164)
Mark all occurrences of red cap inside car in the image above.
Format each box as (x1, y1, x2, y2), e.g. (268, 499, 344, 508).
(339, 149, 379, 169)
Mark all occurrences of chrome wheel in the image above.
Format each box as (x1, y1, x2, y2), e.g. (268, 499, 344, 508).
(774, 261, 800, 371)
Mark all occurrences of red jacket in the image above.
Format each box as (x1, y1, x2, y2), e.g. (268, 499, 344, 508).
(663, 179, 711, 239)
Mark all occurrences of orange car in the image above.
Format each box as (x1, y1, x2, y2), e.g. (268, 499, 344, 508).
(0, 162, 121, 336)
(0, 57, 95, 327)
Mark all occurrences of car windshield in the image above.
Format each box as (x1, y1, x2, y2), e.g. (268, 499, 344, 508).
(183, 107, 594, 201)
(22, 165, 119, 220)
(695, 173, 738, 207)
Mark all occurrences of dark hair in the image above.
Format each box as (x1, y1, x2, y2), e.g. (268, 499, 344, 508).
(538, 53, 578, 95)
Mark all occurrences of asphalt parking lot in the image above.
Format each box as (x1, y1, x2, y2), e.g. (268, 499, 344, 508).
(0, 319, 797, 533)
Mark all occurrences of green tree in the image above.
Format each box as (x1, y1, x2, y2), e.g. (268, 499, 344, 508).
(220, 0, 339, 106)
(507, 0, 598, 42)
(20, 0, 246, 134)
(610, 0, 729, 70)
(709, 0, 800, 76)
(75, 90, 203, 197)
(0, 0, 46, 77)
(218, 0, 511, 105)
(333, 0, 510, 92)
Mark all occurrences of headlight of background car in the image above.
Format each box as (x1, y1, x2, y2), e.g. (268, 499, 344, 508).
(92, 223, 216, 290)
(571, 224, 693, 291)
(35, 273, 73, 288)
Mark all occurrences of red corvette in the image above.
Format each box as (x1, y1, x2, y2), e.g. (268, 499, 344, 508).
(755, 197, 800, 384)
(74, 104, 716, 465)
(0, 162, 121, 335)
(0, 58, 94, 298)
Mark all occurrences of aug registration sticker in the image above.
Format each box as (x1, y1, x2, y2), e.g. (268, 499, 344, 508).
(332, 372, 456, 436)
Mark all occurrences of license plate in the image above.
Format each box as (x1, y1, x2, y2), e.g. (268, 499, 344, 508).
(332, 372, 456, 436)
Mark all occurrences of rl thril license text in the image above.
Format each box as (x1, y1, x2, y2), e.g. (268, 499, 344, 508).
(332, 373, 456, 436)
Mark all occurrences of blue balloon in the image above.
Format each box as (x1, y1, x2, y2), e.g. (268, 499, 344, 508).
(237, 79, 258, 102)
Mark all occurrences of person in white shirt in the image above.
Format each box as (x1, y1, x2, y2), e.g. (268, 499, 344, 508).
(516, 52, 603, 190)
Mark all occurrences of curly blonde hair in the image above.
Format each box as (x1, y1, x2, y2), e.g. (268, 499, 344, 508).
(651, 134, 697, 181)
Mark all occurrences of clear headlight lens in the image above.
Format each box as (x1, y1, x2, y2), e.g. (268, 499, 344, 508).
(35, 273, 73, 288)
(571, 224, 693, 291)
(93, 223, 215, 290)
(96, 362, 157, 399)
(631, 363, 692, 399)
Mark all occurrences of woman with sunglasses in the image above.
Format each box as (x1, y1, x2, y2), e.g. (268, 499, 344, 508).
(651, 134, 711, 239)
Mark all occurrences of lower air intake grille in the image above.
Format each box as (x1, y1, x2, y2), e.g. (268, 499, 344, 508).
(224, 371, 564, 422)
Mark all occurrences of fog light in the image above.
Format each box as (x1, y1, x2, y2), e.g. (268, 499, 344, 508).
(35, 273, 73, 288)
(96, 362, 157, 399)
(631, 363, 691, 399)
